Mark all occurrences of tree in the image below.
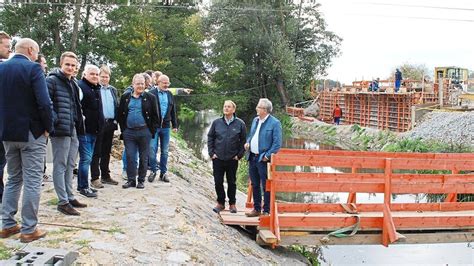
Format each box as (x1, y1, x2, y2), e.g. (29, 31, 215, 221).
(394, 63, 431, 81)
(203, 0, 341, 114)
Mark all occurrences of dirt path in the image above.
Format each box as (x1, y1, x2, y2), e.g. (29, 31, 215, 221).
(1, 138, 306, 265)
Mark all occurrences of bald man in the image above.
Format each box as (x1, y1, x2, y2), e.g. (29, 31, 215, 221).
(0, 38, 54, 242)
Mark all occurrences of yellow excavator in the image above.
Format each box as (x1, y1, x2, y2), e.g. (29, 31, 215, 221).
(434, 66, 468, 85)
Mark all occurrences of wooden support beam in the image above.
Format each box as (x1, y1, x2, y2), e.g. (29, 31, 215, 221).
(258, 229, 277, 244)
(382, 204, 399, 246)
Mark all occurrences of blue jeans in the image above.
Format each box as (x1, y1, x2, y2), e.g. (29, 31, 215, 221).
(148, 128, 171, 174)
(77, 134, 96, 190)
(395, 80, 401, 92)
(123, 128, 152, 182)
(0, 142, 6, 196)
(249, 153, 270, 213)
(122, 147, 138, 172)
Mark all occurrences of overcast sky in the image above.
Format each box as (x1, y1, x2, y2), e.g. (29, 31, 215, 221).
(316, 0, 474, 84)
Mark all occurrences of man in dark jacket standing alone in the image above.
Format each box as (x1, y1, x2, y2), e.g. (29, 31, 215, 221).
(47, 52, 87, 216)
(207, 100, 246, 213)
(77, 65, 104, 198)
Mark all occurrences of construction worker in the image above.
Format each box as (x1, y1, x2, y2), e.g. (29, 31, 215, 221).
(333, 104, 343, 125)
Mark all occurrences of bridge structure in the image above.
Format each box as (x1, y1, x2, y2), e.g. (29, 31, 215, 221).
(219, 149, 474, 247)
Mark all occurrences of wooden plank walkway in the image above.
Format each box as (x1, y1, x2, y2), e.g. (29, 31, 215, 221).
(219, 209, 259, 226)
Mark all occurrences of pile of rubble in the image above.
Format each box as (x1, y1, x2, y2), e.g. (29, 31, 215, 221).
(403, 111, 474, 147)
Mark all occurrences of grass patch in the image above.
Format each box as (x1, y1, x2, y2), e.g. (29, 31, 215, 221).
(289, 245, 320, 266)
(0, 242, 13, 260)
(47, 198, 59, 206)
(48, 227, 77, 236)
(74, 239, 91, 248)
(236, 160, 249, 192)
(108, 226, 125, 234)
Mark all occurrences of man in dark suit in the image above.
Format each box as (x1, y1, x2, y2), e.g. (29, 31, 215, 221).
(0, 38, 54, 243)
(0, 31, 12, 204)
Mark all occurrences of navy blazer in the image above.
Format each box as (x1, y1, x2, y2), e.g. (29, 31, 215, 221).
(0, 54, 54, 142)
(246, 115, 282, 162)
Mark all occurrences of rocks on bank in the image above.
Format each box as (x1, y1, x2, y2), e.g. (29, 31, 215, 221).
(291, 110, 474, 150)
(1, 137, 306, 265)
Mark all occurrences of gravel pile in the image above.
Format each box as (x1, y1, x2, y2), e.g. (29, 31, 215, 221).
(403, 111, 474, 146)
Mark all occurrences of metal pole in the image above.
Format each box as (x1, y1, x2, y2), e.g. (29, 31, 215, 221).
(439, 78, 444, 107)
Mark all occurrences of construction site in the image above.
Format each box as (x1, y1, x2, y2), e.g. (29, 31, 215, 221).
(287, 67, 474, 132)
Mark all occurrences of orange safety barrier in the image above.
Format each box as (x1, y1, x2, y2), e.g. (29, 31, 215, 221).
(249, 149, 474, 247)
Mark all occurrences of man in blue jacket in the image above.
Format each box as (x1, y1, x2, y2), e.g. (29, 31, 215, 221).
(0, 38, 54, 243)
(244, 98, 282, 217)
(0, 31, 12, 204)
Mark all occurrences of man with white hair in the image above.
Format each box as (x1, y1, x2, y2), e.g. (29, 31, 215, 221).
(0, 38, 54, 242)
(77, 64, 104, 198)
(245, 98, 282, 217)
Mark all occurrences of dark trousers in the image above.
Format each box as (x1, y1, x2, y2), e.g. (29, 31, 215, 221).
(91, 120, 116, 180)
(123, 128, 151, 183)
(249, 153, 270, 213)
(0, 142, 5, 196)
(212, 158, 238, 205)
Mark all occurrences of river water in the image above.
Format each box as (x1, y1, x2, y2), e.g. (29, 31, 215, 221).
(180, 110, 473, 265)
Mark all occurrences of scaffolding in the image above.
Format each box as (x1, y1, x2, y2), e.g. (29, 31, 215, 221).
(319, 90, 420, 132)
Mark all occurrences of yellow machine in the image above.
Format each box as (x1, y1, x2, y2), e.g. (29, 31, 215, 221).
(434, 66, 468, 84)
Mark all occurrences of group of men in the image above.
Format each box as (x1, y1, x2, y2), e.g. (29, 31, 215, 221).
(0, 34, 181, 242)
(207, 98, 282, 217)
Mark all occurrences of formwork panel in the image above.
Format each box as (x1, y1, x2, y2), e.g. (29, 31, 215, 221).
(318, 91, 416, 132)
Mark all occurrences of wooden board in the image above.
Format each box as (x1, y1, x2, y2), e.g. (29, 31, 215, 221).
(259, 229, 277, 244)
(219, 210, 260, 226)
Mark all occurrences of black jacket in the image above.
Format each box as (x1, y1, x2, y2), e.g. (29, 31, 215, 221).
(207, 115, 247, 161)
(46, 69, 85, 137)
(149, 87, 178, 129)
(117, 91, 159, 137)
(78, 78, 104, 135)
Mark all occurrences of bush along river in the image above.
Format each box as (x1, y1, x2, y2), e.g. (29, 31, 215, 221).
(179, 110, 473, 265)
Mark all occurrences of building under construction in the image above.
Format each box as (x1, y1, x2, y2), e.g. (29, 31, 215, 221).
(288, 69, 474, 132)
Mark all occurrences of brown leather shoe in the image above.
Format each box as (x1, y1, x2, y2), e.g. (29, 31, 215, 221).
(212, 203, 225, 213)
(57, 203, 80, 216)
(20, 228, 47, 243)
(102, 177, 119, 185)
(0, 224, 21, 238)
(229, 204, 238, 213)
(69, 199, 87, 208)
(245, 209, 261, 217)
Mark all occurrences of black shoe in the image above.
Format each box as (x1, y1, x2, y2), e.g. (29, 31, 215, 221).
(160, 173, 169, 183)
(148, 171, 157, 183)
(89, 187, 98, 193)
(79, 188, 98, 198)
(136, 181, 145, 189)
(122, 181, 136, 189)
(57, 203, 80, 216)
